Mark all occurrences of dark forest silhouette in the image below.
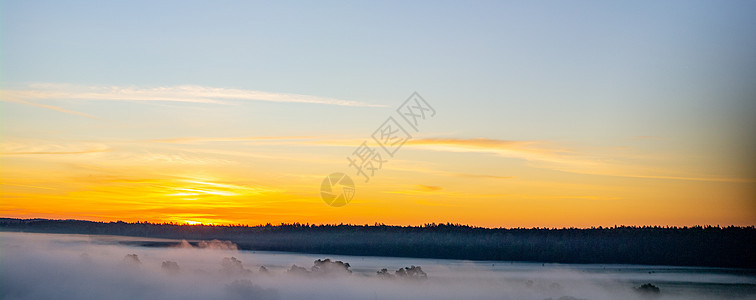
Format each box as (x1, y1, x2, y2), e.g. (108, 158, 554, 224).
(1, 218, 754, 268)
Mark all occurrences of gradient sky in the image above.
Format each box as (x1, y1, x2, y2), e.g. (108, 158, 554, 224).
(1, 1, 755, 227)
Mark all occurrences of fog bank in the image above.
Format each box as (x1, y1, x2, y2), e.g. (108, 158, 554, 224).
(1, 232, 753, 300)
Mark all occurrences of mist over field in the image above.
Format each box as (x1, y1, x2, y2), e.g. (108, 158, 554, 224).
(1, 232, 754, 300)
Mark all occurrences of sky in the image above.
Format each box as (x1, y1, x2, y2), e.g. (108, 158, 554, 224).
(1, 1, 755, 227)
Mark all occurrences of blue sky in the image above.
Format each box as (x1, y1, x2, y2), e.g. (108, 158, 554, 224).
(4, 1, 754, 133)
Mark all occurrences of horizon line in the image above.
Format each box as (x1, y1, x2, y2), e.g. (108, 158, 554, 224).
(2, 217, 753, 230)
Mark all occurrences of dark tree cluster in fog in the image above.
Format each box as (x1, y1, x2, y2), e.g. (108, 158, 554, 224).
(378, 265, 427, 280)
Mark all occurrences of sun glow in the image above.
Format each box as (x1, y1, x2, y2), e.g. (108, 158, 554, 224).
(182, 220, 213, 225)
(167, 188, 238, 197)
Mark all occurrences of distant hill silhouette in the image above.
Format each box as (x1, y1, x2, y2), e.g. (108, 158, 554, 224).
(1, 218, 754, 268)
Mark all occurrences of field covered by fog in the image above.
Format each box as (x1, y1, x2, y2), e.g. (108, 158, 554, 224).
(1, 232, 754, 300)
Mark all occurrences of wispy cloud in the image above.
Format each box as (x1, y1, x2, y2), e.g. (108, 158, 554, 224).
(406, 138, 573, 165)
(631, 135, 663, 141)
(138, 135, 754, 183)
(0, 141, 110, 155)
(148, 136, 322, 144)
(1, 96, 99, 119)
(0, 183, 58, 190)
(416, 184, 443, 192)
(1, 83, 384, 108)
(405, 138, 755, 183)
(451, 173, 514, 180)
(127, 152, 235, 165)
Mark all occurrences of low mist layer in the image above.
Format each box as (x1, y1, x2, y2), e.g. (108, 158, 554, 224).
(1, 232, 754, 300)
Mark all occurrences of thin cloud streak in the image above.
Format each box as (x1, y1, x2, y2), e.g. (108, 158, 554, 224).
(406, 138, 755, 183)
(1, 96, 99, 119)
(416, 184, 443, 192)
(0, 142, 110, 155)
(1, 83, 385, 108)
(0, 149, 110, 155)
(451, 173, 514, 180)
(0, 183, 58, 190)
(148, 136, 323, 144)
(143, 135, 746, 183)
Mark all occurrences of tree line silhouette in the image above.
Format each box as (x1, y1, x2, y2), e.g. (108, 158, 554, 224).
(1, 218, 753, 268)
